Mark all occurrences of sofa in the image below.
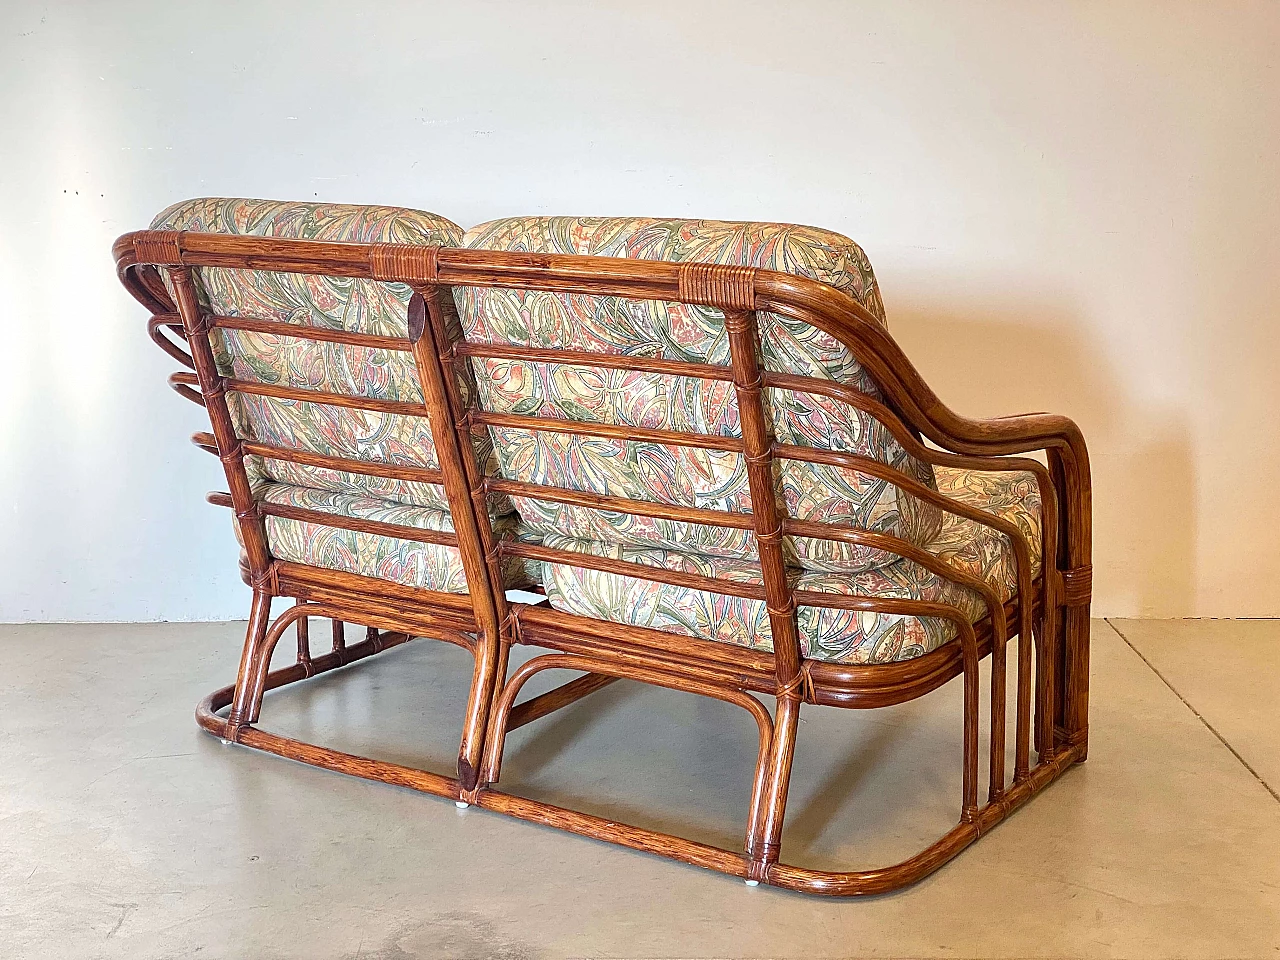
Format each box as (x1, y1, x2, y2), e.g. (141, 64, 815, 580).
(114, 197, 1092, 895)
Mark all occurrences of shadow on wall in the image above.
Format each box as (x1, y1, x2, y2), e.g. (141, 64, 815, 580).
(886, 294, 1195, 618)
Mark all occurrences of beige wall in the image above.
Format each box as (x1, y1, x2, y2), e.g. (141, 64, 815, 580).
(1, 1, 1276, 619)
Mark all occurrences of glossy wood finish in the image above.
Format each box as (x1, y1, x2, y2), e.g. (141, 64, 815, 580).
(117, 225, 1092, 895)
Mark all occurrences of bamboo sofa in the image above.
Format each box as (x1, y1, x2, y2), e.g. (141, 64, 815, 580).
(114, 198, 1092, 896)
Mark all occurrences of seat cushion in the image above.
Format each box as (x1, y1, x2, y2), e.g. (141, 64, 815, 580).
(537, 467, 1042, 664)
(455, 216, 942, 574)
(151, 198, 499, 515)
(249, 482, 540, 592)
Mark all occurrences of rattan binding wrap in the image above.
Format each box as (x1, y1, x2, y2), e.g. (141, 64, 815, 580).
(369, 243, 439, 284)
(678, 262, 756, 311)
(133, 230, 183, 266)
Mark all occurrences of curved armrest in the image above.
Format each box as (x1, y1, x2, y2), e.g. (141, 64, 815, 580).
(114, 235, 178, 316)
(756, 271, 1092, 571)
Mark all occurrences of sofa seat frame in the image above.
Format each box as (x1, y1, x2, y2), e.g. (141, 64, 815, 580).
(116, 228, 1092, 896)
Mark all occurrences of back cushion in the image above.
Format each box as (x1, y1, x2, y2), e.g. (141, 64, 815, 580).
(152, 198, 478, 513)
(455, 217, 941, 573)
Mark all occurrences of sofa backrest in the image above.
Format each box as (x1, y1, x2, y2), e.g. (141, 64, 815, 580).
(454, 216, 941, 572)
(151, 198, 470, 512)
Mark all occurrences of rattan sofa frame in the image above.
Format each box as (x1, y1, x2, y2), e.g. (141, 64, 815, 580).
(115, 227, 1092, 896)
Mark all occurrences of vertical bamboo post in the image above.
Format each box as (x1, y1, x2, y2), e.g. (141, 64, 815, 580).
(405, 279, 506, 793)
(1036, 578, 1059, 765)
(169, 261, 277, 731)
(226, 590, 273, 737)
(1049, 446, 1092, 759)
(990, 630, 1007, 800)
(1013, 492, 1048, 780)
(331, 619, 346, 657)
(415, 280, 517, 747)
(723, 308, 803, 694)
(719, 288, 804, 876)
(296, 601, 312, 675)
(169, 266, 272, 583)
(961, 638, 980, 820)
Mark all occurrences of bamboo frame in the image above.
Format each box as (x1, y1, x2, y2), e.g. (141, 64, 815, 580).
(116, 226, 1092, 895)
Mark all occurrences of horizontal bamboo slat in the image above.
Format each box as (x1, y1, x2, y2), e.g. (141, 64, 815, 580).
(207, 491, 459, 547)
(472, 410, 744, 453)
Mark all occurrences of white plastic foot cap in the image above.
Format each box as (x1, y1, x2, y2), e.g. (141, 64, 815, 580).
(220, 739, 233, 746)
(455, 800, 470, 809)
(744, 879, 759, 887)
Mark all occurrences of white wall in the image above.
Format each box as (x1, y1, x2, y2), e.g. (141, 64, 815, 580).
(2, 0, 1277, 621)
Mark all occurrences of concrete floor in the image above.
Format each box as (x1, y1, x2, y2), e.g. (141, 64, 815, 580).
(1, 618, 1277, 959)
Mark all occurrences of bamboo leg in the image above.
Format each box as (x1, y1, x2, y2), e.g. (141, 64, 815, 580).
(479, 652, 774, 792)
(331, 619, 346, 658)
(745, 694, 801, 883)
(1043, 601, 1072, 759)
(242, 601, 451, 733)
(478, 653, 543, 788)
(226, 590, 273, 737)
(246, 605, 311, 724)
(1015, 632, 1032, 779)
(486, 633, 512, 741)
(989, 630, 1007, 801)
(295, 601, 312, 676)
(1043, 605, 1059, 760)
(507, 673, 619, 730)
(1063, 605, 1091, 759)
(1035, 598, 1058, 762)
(961, 647, 980, 821)
(457, 629, 502, 798)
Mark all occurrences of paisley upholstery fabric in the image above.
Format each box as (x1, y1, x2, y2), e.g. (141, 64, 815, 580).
(249, 482, 539, 592)
(153, 201, 1046, 665)
(540, 467, 1043, 664)
(456, 217, 942, 575)
(151, 198, 478, 513)
(933, 466, 1044, 599)
(152, 198, 526, 595)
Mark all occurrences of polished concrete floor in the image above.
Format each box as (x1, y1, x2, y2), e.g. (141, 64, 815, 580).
(1, 617, 1277, 959)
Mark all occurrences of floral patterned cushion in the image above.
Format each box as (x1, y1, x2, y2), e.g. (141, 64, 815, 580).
(539, 467, 1042, 664)
(151, 198, 481, 514)
(245, 482, 540, 592)
(455, 217, 942, 575)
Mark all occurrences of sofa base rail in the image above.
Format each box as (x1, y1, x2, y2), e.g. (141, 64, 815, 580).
(196, 600, 1083, 897)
